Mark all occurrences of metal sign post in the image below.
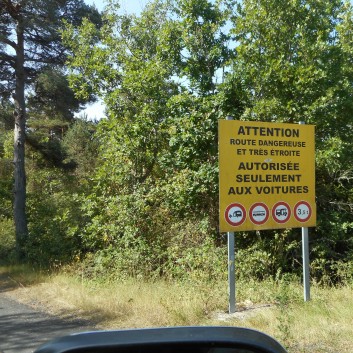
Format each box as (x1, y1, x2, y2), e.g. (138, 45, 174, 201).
(228, 231, 236, 313)
(302, 226, 310, 301)
(226, 116, 236, 313)
(299, 121, 310, 301)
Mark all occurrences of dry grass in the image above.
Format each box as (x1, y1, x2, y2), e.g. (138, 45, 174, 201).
(2, 266, 353, 353)
(221, 284, 353, 353)
(4, 271, 228, 328)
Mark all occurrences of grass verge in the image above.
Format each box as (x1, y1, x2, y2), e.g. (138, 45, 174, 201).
(1, 265, 352, 353)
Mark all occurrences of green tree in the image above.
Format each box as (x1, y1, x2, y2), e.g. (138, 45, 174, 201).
(0, 0, 100, 258)
(63, 0, 353, 281)
(232, 0, 353, 278)
(233, 0, 353, 134)
(62, 0, 237, 278)
(172, 0, 235, 94)
(0, 104, 13, 219)
(0, 104, 15, 262)
(62, 117, 99, 178)
(26, 68, 87, 170)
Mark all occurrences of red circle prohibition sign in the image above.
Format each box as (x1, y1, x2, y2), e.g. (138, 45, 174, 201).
(225, 203, 246, 227)
(249, 202, 269, 225)
(272, 201, 291, 224)
(294, 201, 312, 222)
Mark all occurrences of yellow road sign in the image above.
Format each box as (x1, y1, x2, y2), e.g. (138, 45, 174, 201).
(219, 120, 316, 232)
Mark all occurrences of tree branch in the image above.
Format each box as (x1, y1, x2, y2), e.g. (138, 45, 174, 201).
(0, 35, 17, 50)
(0, 52, 16, 65)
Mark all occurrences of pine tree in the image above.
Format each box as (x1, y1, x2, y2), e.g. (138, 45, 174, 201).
(0, 0, 101, 258)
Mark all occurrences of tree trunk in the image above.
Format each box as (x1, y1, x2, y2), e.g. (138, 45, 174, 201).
(13, 10, 28, 259)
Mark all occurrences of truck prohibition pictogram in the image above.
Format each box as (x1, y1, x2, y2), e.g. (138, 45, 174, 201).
(272, 202, 291, 223)
(225, 203, 246, 227)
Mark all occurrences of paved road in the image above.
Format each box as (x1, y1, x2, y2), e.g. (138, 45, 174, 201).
(0, 277, 94, 353)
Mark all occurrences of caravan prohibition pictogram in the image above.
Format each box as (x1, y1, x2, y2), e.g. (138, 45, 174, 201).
(272, 202, 291, 224)
(225, 203, 246, 227)
(249, 203, 269, 225)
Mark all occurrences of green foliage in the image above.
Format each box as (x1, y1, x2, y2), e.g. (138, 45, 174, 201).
(0, 130, 13, 219)
(62, 118, 99, 178)
(0, 116, 13, 231)
(230, 0, 353, 281)
(61, 0, 234, 279)
(173, 0, 235, 93)
(275, 276, 297, 349)
(58, 0, 353, 283)
(25, 169, 84, 267)
(1, 0, 102, 253)
(28, 68, 82, 121)
(0, 217, 16, 264)
(80, 199, 227, 280)
(234, 229, 302, 280)
(233, 0, 351, 127)
(314, 136, 353, 274)
(26, 68, 94, 170)
(9, 0, 352, 284)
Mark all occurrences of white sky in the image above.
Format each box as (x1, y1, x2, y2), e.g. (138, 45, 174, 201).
(85, 0, 149, 15)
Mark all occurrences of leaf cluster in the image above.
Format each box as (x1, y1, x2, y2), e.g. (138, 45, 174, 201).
(2, 0, 353, 282)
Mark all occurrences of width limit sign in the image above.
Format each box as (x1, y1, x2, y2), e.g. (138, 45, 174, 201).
(219, 120, 316, 232)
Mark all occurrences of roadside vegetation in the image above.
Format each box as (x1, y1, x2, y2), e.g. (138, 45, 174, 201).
(1, 1, 353, 352)
(1, 265, 353, 353)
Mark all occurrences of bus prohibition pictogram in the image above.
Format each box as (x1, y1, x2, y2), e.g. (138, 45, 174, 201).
(272, 202, 291, 224)
(294, 201, 312, 222)
(249, 202, 269, 225)
(225, 203, 246, 227)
